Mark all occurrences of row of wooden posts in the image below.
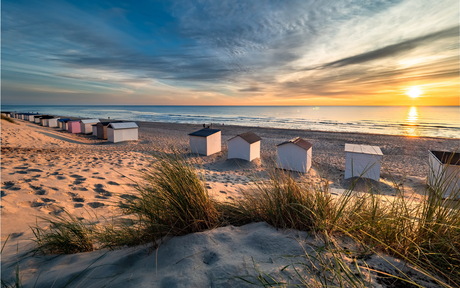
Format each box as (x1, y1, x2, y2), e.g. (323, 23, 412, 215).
(4, 112, 459, 198)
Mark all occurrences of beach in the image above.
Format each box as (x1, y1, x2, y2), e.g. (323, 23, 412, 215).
(1, 117, 458, 287)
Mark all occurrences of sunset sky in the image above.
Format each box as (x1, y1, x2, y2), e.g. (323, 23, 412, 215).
(2, 0, 459, 106)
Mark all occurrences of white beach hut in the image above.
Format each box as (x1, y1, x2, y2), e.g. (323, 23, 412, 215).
(276, 137, 312, 173)
(28, 114, 41, 122)
(107, 122, 139, 143)
(80, 119, 100, 135)
(40, 116, 55, 126)
(34, 116, 43, 124)
(344, 144, 383, 181)
(227, 132, 261, 161)
(47, 117, 60, 128)
(428, 151, 460, 199)
(188, 128, 222, 156)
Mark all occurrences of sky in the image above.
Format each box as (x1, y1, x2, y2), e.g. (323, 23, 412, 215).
(2, 0, 459, 106)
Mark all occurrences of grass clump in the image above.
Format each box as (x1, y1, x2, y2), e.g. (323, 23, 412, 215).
(31, 212, 94, 254)
(226, 170, 336, 232)
(119, 153, 220, 244)
(228, 167, 460, 286)
(1, 114, 15, 123)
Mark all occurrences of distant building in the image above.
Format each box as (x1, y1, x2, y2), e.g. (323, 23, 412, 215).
(227, 132, 261, 161)
(80, 119, 100, 135)
(47, 117, 61, 128)
(39, 115, 55, 127)
(96, 121, 122, 140)
(276, 137, 312, 173)
(58, 118, 72, 130)
(28, 114, 42, 122)
(107, 122, 139, 143)
(344, 144, 383, 181)
(428, 151, 460, 199)
(67, 120, 82, 134)
(91, 124, 98, 136)
(188, 128, 222, 156)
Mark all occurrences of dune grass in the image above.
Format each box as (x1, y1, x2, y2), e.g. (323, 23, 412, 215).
(1, 114, 16, 123)
(225, 167, 460, 286)
(27, 153, 459, 286)
(109, 153, 220, 245)
(30, 212, 94, 254)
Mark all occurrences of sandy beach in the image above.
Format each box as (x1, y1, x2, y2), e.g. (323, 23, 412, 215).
(1, 117, 458, 287)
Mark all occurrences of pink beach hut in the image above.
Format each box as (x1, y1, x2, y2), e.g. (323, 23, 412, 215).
(67, 120, 82, 134)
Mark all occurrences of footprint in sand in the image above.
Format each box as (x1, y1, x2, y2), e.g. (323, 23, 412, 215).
(70, 175, 87, 185)
(2, 181, 21, 191)
(29, 184, 47, 195)
(94, 184, 112, 198)
(68, 192, 85, 203)
(87, 202, 105, 208)
(107, 181, 120, 186)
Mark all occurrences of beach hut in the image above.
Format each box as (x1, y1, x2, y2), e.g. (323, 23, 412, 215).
(344, 144, 383, 181)
(80, 119, 100, 134)
(39, 115, 55, 126)
(107, 122, 139, 143)
(188, 128, 222, 156)
(34, 115, 44, 124)
(28, 114, 42, 122)
(67, 120, 82, 133)
(58, 118, 72, 130)
(227, 132, 261, 161)
(428, 151, 460, 199)
(96, 121, 121, 140)
(47, 117, 61, 128)
(276, 137, 313, 173)
(1, 111, 11, 118)
(92, 124, 98, 136)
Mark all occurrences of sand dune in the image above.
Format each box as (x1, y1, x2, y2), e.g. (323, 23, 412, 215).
(1, 118, 457, 287)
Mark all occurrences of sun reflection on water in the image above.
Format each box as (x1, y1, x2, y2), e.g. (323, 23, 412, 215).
(404, 106, 419, 136)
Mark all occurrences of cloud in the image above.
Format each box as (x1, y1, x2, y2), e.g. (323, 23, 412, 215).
(315, 26, 459, 69)
(1, 0, 459, 104)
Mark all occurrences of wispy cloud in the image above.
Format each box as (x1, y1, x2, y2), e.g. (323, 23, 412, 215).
(2, 0, 458, 105)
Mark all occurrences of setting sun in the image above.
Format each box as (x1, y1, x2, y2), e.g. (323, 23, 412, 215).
(406, 86, 423, 99)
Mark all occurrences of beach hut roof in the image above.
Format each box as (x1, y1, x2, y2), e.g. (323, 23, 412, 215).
(188, 128, 221, 137)
(345, 144, 383, 156)
(58, 118, 72, 122)
(80, 119, 100, 124)
(108, 122, 138, 130)
(229, 132, 261, 144)
(430, 150, 460, 166)
(97, 121, 123, 127)
(277, 137, 312, 151)
(39, 115, 55, 119)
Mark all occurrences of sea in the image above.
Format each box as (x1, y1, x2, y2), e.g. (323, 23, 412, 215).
(2, 105, 459, 139)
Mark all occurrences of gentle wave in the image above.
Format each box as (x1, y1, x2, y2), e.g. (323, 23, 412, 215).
(2, 105, 458, 138)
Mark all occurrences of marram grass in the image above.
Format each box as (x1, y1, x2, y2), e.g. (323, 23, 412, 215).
(28, 153, 459, 286)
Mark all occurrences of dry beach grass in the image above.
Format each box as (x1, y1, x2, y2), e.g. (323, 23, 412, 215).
(1, 117, 459, 287)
